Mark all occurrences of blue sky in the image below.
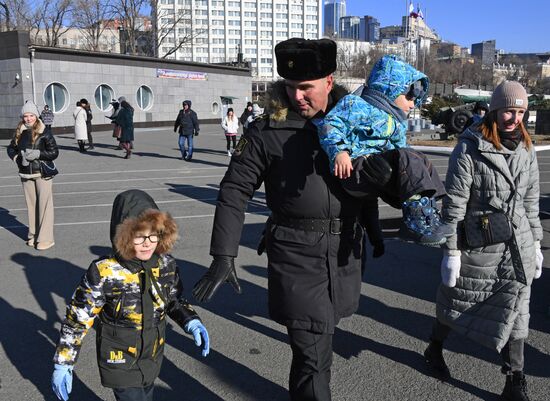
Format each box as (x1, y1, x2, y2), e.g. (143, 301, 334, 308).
(345, 0, 548, 53)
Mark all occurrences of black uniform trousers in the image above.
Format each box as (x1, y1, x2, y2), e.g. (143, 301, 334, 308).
(287, 328, 333, 401)
(430, 319, 525, 372)
(113, 384, 154, 401)
(344, 148, 446, 209)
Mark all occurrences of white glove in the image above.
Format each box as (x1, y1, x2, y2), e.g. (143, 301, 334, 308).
(535, 241, 543, 280)
(441, 250, 461, 287)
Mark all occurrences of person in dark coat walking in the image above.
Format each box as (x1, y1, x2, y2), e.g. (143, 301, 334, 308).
(7, 100, 59, 250)
(79, 98, 94, 149)
(193, 38, 367, 401)
(239, 101, 254, 135)
(173, 100, 199, 161)
(40, 104, 55, 134)
(116, 100, 135, 159)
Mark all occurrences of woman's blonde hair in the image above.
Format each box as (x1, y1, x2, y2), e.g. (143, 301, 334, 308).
(14, 119, 43, 145)
(479, 110, 531, 150)
(115, 209, 178, 260)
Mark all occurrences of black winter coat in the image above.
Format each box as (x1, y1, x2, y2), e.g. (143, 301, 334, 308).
(7, 120, 59, 178)
(210, 82, 364, 333)
(174, 109, 199, 136)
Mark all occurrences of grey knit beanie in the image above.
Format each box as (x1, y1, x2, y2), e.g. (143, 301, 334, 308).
(21, 100, 41, 117)
(489, 81, 528, 112)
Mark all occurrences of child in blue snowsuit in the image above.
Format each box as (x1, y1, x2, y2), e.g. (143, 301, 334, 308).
(316, 55, 451, 245)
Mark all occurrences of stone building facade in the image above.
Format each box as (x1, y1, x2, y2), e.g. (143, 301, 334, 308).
(0, 30, 251, 138)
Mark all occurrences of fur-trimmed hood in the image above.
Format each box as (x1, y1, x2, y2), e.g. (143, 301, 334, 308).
(110, 190, 178, 261)
(263, 80, 349, 123)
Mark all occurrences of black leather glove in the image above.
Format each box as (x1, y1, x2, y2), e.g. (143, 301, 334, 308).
(372, 241, 385, 258)
(257, 230, 266, 256)
(193, 256, 241, 302)
(194, 131, 199, 136)
(359, 154, 393, 187)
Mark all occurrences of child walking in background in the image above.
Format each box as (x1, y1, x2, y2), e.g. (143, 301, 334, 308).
(222, 107, 239, 156)
(315, 55, 452, 246)
(52, 189, 209, 401)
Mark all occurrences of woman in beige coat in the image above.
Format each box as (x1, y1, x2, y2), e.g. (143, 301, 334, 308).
(73, 101, 88, 152)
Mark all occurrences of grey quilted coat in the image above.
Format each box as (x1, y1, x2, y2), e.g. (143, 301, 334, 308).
(436, 128, 542, 352)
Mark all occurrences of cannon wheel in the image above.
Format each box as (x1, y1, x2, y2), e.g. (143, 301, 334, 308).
(450, 109, 473, 133)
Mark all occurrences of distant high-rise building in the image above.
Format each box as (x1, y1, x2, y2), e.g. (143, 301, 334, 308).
(156, 0, 322, 80)
(324, 0, 346, 37)
(340, 16, 360, 40)
(360, 15, 380, 42)
(471, 40, 496, 66)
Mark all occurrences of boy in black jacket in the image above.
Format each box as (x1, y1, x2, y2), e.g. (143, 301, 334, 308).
(52, 190, 209, 401)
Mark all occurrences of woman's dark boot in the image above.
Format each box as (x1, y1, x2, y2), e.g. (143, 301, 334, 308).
(424, 340, 451, 380)
(501, 371, 530, 401)
(78, 140, 86, 153)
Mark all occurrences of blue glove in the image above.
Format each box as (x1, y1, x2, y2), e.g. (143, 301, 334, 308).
(184, 318, 210, 357)
(52, 364, 73, 401)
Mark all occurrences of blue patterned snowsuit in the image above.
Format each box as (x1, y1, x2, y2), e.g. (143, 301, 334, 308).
(317, 55, 428, 171)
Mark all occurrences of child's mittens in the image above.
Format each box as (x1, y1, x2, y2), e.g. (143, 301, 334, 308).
(441, 250, 461, 288)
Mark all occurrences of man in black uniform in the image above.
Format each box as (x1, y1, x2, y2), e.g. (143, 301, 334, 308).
(193, 38, 366, 401)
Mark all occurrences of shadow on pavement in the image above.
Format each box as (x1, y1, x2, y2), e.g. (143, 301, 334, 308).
(0, 207, 27, 241)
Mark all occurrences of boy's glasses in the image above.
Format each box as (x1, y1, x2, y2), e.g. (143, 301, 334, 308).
(133, 234, 160, 245)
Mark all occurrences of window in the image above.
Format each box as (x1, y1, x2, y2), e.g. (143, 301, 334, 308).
(136, 85, 153, 110)
(94, 84, 114, 111)
(43, 82, 69, 113)
(211, 102, 220, 114)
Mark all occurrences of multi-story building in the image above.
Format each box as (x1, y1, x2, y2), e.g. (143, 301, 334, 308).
(323, 0, 345, 37)
(471, 40, 496, 66)
(379, 16, 438, 43)
(339, 16, 360, 40)
(360, 16, 379, 43)
(157, 0, 322, 80)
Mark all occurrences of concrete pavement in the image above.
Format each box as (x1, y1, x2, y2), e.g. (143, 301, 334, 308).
(1, 125, 549, 401)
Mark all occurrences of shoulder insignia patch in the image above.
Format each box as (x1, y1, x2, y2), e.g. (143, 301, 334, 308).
(232, 137, 249, 157)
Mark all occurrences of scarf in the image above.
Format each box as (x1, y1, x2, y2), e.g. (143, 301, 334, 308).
(360, 88, 408, 124)
(499, 130, 522, 151)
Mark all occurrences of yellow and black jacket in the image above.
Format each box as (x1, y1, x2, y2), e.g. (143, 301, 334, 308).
(53, 190, 199, 388)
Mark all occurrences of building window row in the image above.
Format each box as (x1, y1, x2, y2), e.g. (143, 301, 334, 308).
(43, 83, 153, 113)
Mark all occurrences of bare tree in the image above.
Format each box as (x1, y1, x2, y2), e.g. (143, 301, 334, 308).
(29, 0, 73, 46)
(111, 0, 149, 55)
(149, 0, 205, 59)
(72, 0, 116, 51)
(0, 0, 32, 31)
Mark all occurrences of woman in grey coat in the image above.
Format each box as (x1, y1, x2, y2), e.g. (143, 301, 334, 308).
(424, 81, 543, 401)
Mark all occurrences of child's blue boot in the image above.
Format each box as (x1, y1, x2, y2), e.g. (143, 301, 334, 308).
(399, 196, 452, 246)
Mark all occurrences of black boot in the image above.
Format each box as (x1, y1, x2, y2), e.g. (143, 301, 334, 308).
(501, 371, 530, 401)
(424, 341, 451, 380)
(78, 140, 87, 153)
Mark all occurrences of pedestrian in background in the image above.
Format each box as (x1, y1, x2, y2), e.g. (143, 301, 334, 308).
(239, 101, 254, 136)
(7, 101, 59, 250)
(424, 81, 543, 401)
(193, 38, 365, 401)
(51, 189, 209, 401)
(174, 100, 199, 161)
(116, 99, 134, 159)
(221, 107, 239, 156)
(40, 104, 54, 134)
(106, 99, 121, 148)
(73, 101, 88, 153)
(80, 98, 94, 149)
